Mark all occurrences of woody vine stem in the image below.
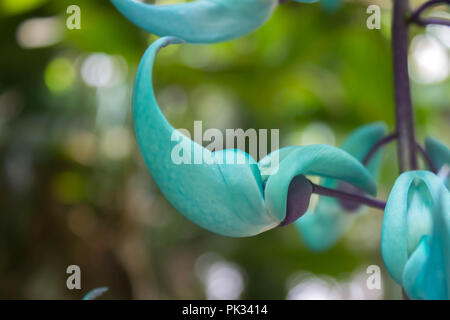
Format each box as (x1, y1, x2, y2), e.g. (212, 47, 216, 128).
(393, 0, 416, 301)
(393, 0, 418, 173)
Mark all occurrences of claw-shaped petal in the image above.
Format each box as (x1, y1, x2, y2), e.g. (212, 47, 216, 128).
(295, 123, 387, 251)
(264, 144, 377, 224)
(133, 37, 378, 238)
(381, 171, 450, 300)
(134, 37, 272, 237)
(111, 0, 278, 43)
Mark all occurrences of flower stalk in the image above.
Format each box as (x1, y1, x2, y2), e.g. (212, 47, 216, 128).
(310, 183, 386, 210)
(411, 18, 450, 27)
(362, 133, 397, 166)
(415, 142, 438, 173)
(392, 0, 418, 173)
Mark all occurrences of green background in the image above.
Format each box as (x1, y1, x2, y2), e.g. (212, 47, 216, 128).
(0, 0, 448, 299)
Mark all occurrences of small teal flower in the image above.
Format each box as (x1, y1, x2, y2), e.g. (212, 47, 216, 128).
(381, 171, 450, 300)
(294, 122, 387, 251)
(133, 37, 377, 237)
(110, 0, 318, 43)
(425, 136, 450, 186)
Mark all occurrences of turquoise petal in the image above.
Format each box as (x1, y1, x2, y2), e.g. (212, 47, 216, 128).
(340, 122, 387, 174)
(134, 38, 379, 237)
(400, 178, 450, 300)
(110, 0, 278, 43)
(402, 236, 430, 300)
(295, 122, 387, 251)
(134, 37, 276, 237)
(258, 146, 298, 185)
(425, 137, 450, 172)
(81, 287, 109, 300)
(425, 137, 450, 189)
(419, 188, 450, 300)
(264, 144, 377, 223)
(381, 171, 448, 287)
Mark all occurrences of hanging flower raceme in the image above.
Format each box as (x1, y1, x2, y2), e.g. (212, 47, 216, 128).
(133, 36, 378, 237)
(295, 122, 387, 251)
(110, 0, 318, 43)
(381, 171, 450, 300)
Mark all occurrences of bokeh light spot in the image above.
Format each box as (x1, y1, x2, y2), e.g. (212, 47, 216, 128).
(44, 57, 76, 94)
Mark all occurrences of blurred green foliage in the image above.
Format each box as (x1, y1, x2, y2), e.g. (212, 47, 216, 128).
(0, 0, 448, 299)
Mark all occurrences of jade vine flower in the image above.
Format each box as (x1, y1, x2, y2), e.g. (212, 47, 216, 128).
(133, 36, 377, 237)
(110, 0, 318, 43)
(381, 171, 450, 300)
(295, 122, 387, 251)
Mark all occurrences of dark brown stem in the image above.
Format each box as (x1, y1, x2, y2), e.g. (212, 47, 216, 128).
(409, 0, 450, 23)
(393, 0, 418, 172)
(362, 133, 398, 166)
(311, 183, 386, 210)
(415, 142, 438, 173)
(411, 18, 450, 27)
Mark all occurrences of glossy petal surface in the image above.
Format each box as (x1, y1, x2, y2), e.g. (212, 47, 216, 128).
(419, 191, 450, 300)
(134, 37, 271, 237)
(134, 37, 378, 237)
(402, 236, 430, 299)
(381, 171, 450, 300)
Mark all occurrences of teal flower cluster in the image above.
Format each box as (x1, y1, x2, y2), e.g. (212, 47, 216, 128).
(111, 0, 450, 299)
